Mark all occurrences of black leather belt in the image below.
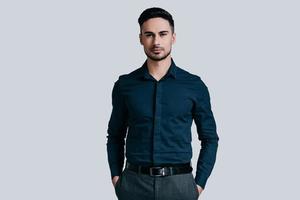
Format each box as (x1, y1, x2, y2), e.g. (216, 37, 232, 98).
(125, 161, 192, 177)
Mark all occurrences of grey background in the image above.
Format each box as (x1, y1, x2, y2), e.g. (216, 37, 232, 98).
(0, 0, 299, 199)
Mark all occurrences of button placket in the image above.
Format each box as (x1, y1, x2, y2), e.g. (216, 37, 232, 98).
(153, 81, 163, 164)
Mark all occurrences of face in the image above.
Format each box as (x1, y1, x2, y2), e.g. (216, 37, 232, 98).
(139, 17, 176, 61)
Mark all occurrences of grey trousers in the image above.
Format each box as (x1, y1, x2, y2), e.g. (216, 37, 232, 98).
(114, 168, 200, 200)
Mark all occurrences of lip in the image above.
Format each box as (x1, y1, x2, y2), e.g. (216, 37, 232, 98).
(152, 48, 162, 52)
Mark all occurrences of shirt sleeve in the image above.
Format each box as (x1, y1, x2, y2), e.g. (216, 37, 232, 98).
(192, 80, 219, 189)
(106, 79, 128, 179)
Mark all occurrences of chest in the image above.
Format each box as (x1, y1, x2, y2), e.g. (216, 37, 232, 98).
(122, 80, 195, 118)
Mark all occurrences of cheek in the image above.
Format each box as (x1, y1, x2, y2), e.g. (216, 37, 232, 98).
(164, 42, 172, 50)
(144, 41, 153, 48)
(165, 38, 173, 47)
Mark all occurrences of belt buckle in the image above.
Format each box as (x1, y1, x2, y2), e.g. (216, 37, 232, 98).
(149, 166, 166, 177)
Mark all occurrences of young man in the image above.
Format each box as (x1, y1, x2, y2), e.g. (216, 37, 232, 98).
(106, 7, 219, 200)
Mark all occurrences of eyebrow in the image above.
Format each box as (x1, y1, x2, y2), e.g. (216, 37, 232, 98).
(143, 31, 169, 35)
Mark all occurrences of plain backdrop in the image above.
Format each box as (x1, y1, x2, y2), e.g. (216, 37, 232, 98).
(0, 1, 299, 199)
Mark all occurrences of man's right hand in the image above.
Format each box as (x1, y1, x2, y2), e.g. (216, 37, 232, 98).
(112, 176, 120, 187)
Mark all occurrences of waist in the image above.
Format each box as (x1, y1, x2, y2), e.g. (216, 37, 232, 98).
(125, 151, 193, 167)
(125, 160, 191, 167)
(125, 160, 193, 176)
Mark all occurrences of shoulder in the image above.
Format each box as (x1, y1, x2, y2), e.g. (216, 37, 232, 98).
(112, 67, 143, 90)
(176, 66, 208, 89)
(117, 67, 143, 82)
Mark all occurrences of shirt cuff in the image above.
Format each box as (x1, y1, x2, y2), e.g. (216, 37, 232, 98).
(109, 164, 123, 179)
(194, 172, 209, 189)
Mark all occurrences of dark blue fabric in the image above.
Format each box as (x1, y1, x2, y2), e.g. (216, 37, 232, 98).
(106, 58, 219, 189)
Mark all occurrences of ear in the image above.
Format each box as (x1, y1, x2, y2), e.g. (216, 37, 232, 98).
(172, 32, 176, 45)
(139, 33, 144, 45)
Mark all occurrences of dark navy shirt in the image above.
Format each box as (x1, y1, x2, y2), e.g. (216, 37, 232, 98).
(106, 58, 219, 189)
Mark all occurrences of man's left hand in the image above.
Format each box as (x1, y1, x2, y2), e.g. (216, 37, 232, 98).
(196, 184, 203, 195)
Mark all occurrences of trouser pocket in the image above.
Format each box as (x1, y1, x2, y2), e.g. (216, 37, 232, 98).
(114, 170, 125, 197)
(189, 173, 200, 199)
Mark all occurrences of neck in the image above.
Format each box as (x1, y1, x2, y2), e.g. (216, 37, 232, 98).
(146, 56, 172, 81)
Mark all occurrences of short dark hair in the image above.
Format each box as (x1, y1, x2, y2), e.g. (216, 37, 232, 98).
(138, 7, 175, 33)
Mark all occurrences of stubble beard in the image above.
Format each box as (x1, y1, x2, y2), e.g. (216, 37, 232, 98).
(144, 47, 172, 61)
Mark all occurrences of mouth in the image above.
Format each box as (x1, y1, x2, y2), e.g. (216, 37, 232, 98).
(152, 48, 162, 53)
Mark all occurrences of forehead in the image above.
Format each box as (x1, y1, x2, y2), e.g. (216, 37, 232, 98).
(141, 17, 171, 33)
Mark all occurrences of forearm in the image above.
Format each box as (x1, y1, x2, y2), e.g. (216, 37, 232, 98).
(194, 138, 218, 189)
(106, 135, 126, 178)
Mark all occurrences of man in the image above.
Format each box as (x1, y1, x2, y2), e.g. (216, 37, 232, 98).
(106, 7, 219, 200)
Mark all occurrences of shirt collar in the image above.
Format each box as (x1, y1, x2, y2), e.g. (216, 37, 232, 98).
(141, 57, 177, 80)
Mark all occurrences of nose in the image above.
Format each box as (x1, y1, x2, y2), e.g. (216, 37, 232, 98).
(153, 35, 161, 45)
